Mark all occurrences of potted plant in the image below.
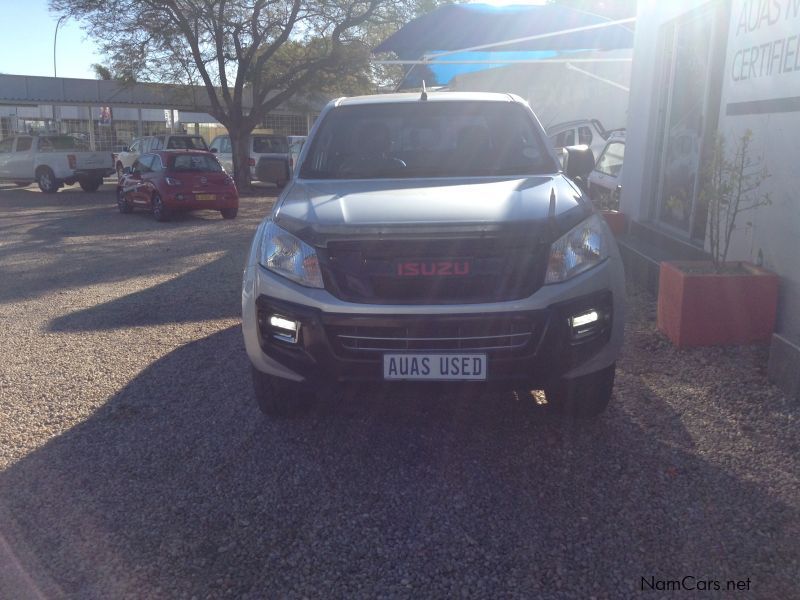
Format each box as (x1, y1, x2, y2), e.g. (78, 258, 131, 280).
(657, 131, 778, 347)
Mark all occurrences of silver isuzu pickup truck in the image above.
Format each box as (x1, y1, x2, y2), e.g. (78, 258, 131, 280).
(242, 92, 625, 418)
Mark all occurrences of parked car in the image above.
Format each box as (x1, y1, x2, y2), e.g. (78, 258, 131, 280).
(116, 150, 238, 221)
(114, 137, 144, 178)
(0, 134, 114, 192)
(242, 92, 625, 419)
(588, 131, 625, 211)
(209, 133, 292, 184)
(139, 134, 208, 154)
(547, 119, 619, 162)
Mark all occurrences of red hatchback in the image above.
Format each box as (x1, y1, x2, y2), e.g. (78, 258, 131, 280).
(116, 150, 239, 221)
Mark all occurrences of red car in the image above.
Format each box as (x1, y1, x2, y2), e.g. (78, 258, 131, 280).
(116, 150, 238, 221)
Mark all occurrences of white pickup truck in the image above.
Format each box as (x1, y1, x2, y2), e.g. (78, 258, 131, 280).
(0, 135, 114, 193)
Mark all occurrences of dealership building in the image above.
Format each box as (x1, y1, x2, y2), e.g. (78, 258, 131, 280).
(0, 74, 322, 149)
(620, 0, 800, 399)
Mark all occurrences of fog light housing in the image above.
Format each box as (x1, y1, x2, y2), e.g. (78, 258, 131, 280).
(569, 309, 602, 342)
(269, 314, 300, 344)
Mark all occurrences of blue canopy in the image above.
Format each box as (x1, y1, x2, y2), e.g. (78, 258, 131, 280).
(374, 3, 634, 58)
(374, 3, 634, 88)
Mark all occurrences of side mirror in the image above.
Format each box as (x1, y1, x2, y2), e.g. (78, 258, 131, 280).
(209, 147, 218, 153)
(563, 145, 595, 180)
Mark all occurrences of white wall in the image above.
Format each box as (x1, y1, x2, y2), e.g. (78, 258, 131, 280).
(717, 0, 800, 339)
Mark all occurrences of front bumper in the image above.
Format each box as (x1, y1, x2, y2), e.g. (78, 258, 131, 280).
(163, 192, 238, 210)
(242, 254, 625, 386)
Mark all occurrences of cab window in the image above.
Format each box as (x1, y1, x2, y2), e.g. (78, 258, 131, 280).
(578, 126, 593, 146)
(15, 137, 33, 152)
(553, 129, 575, 148)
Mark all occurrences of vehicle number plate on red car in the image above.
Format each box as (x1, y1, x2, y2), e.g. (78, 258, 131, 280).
(196, 193, 216, 201)
(383, 353, 487, 381)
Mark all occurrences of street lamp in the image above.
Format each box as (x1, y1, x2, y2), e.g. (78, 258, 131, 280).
(54, 15, 67, 77)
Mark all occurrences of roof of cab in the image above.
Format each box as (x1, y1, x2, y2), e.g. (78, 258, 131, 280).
(332, 91, 525, 107)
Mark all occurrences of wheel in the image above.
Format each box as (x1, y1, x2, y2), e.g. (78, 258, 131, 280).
(79, 176, 103, 192)
(220, 208, 238, 219)
(151, 193, 169, 222)
(116, 187, 133, 213)
(36, 168, 59, 193)
(545, 363, 615, 418)
(116, 163, 124, 180)
(251, 366, 313, 417)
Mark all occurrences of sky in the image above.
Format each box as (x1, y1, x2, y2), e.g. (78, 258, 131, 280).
(0, 0, 547, 82)
(0, 0, 105, 80)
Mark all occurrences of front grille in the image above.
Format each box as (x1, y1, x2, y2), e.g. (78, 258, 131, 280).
(324, 314, 541, 359)
(321, 237, 548, 304)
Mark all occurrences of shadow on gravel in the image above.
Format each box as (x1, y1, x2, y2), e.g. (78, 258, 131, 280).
(49, 253, 244, 331)
(1, 326, 797, 598)
(0, 188, 266, 305)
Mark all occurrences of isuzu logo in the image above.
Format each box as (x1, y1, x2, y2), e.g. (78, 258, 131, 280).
(396, 260, 471, 277)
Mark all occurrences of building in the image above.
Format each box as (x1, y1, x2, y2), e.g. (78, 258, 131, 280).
(0, 74, 323, 149)
(620, 0, 800, 399)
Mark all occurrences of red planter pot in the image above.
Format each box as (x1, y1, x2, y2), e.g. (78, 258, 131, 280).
(601, 210, 627, 236)
(657, 261, 779, 348)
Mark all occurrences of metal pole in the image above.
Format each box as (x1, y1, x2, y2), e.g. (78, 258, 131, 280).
(54, 15, 67, 77)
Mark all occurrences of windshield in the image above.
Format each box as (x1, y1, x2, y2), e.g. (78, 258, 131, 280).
(166, 136, 208, 150)
(300, 101, 557, 179)
(169, 154, 223, 172)
(253, 136, 289, 153)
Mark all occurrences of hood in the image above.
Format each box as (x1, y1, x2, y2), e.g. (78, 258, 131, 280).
(275, 176, 590, 243)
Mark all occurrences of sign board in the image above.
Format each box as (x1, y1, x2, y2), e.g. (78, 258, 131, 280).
(725, 0, 800, 114)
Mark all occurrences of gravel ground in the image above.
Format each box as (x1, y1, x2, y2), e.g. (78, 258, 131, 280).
(0, 181, 798, 599)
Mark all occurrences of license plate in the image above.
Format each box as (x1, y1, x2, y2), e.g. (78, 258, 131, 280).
(195, 193, 216, 201)
(383, 353, 487, 381)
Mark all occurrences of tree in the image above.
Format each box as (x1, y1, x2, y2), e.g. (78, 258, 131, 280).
(52, 0, 423, 188)
(700, 131, 771, 273)
(90, 63, 113, 80)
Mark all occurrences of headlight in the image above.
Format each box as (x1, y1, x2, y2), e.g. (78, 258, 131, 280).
(544, 214, 610, 284)
(258, 221, 323, 288)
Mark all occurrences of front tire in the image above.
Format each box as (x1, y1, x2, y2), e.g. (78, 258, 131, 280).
(152, 193, 169, 222)
(36, 168, 58, 193)
(251, 367, 312, 417)
(545, 363, 615, 418)
(220, 208, 237, 219)
(79, 176, 103, 192)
